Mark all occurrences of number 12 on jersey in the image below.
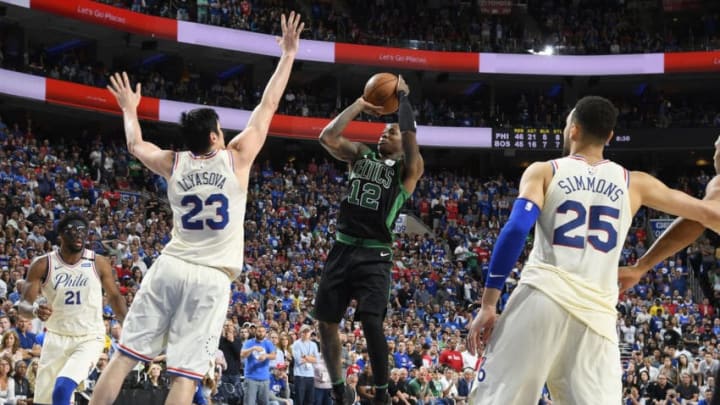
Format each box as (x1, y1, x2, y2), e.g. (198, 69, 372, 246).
(553, 200, 619, 252)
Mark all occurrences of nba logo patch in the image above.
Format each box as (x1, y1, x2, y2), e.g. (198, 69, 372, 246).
(475, 356, 487, 382)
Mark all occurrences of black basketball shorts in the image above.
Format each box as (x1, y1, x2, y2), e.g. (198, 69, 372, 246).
(313, 242, 392, 323)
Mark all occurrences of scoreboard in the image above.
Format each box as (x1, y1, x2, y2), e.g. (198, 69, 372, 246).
(492, 127, 563, 150)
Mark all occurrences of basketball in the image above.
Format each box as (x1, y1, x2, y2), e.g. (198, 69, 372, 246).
(363, 73, 399, 115)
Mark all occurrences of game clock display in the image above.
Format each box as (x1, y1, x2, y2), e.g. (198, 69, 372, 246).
(492, 128, 563, 150)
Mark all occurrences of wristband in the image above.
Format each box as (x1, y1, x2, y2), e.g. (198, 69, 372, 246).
(32, 302, 39, 318)
(398, 90, 416, 133)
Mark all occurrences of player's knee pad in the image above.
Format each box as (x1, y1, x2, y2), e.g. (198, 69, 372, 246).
(52, 376, 78, 405)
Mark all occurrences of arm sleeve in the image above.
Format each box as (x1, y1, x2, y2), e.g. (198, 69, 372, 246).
(485, 198, 540, 290)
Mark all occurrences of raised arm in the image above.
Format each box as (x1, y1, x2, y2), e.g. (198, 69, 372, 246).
(619, 138, 720, 291)
(96, 254, 128, 323)
(629, 171, 720, 235)
(396, 75, 423, 194)
(318, 98, 381, 163)
(107, 72, 174, 178)
(19, 256, 51, 322)
(227, 12, 303, 167)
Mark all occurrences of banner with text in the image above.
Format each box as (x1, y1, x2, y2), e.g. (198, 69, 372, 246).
(649, 219, 675, 241)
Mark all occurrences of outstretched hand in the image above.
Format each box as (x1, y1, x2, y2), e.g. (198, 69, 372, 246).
(107, 72, 142, 111)
(277, 11, 304, 55)
(466, 306, 497, 356)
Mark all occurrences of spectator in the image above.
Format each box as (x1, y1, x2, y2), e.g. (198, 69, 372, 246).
(268, 363, 292, 405)
(87, 352, 109, 390)
(0, 330, 24, 364)
(219, 319, 243, 398)
(13, 360, 29, 405)
(142, 363, 166, 391)
(698, 388, 713, 405)
(292, 324, 318, 405)
(0, 357, 15, 404)
(648, 374, 674, 403)
(241, 323, 276, 405)
(438, 338, 463, 373)
(676, 371, 700, 403)
(313, 350, 332, 405)
(344, 371, 360, 405)
(456, 368, 474, 404)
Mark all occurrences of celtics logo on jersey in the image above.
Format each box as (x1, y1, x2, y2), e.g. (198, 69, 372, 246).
(347, 158, 396, 211)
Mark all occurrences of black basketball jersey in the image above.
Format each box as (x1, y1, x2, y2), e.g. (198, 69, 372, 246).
(337, 150, 410, 243)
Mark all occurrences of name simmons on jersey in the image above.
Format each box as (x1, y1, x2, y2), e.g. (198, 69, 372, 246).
(557, 175, 624, 202)
(350, 159, 395, 189)
(176, 171, 228, 192)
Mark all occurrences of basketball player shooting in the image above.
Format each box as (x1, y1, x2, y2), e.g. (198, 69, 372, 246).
(313, 74, 424, 405)
(20, 213, 127, 405)
(88, 11, 303, 405)
(466, 96, 720, 404)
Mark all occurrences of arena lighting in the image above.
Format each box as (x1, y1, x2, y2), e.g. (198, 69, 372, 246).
(528, 46, 555, 56)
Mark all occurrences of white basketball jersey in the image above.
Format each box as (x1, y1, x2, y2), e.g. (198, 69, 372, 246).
(42, 249, 104, 336)
(519, 155, 631, 343)
(162, 150, 245, 278)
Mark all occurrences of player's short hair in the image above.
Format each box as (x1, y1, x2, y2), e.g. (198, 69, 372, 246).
(180, 108, 220, 154)
(571, 96, 618, 144)
(56, 213, 89, 233)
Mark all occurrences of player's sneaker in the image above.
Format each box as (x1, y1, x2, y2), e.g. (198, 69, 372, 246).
(331, 383, 347, 405)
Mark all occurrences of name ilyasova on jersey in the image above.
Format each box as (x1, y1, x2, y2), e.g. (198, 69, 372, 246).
(351, 159, 395, 188)
(556, 175, 625, 202)
(176, 171, 228, 192)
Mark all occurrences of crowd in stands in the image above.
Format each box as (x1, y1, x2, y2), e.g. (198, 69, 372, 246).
(94, 0, 720, 54)
(0, 106, 715, 404)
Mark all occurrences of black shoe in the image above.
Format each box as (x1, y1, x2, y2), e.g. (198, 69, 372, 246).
(331, 384, 346, 405)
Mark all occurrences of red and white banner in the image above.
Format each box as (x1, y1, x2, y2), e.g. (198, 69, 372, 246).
(0, 69, 491, 147)
(664, 51, 720, 73)
(46, 78, 160, 120)
(29, 0, 177, 40)
(335, 43, 479, 72)
(2, 0, 718, 75)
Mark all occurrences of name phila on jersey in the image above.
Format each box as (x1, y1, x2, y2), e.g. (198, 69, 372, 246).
(41, 249, 104, 336)
(162, 150, 246, 278)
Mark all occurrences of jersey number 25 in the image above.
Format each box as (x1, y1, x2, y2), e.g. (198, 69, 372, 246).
(553, 200, 619, 253)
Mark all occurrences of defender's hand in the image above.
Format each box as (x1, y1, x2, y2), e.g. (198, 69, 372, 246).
(107, 72, 142, 111)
